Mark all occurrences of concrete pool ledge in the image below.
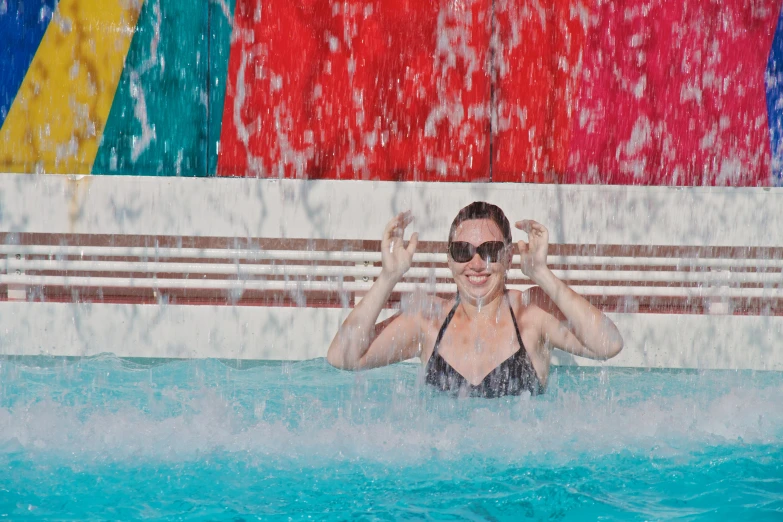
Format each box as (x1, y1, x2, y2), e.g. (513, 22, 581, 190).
(0, 302, 782, 371)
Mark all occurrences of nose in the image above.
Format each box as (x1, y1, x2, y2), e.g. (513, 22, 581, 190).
(466, 253, 487, 271)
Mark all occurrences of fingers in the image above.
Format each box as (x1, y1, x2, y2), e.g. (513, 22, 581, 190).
(514, 219, 543, 230)
(396, 210, 414, 231)
(517, 240, 529, 254)
(383, 211, 415, 240)
(514, 219, 532, 231)
(514, 220, 548, 236)
(383, 217, 397, 240)
(406, 232, 419, 256)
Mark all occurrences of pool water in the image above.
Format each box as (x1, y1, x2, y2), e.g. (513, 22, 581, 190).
(0, 356, 781, 520)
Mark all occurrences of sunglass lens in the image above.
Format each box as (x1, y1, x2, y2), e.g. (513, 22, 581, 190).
(476, 242, 506, 262)
(449, 242, 474, 263)
(450, 241, 506, 262)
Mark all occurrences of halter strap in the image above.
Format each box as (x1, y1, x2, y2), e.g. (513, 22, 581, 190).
(433, 292, 522, 355)
(432, 294, 460, 355)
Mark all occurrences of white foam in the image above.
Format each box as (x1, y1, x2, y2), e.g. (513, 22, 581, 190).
(0, 378, 780, 465)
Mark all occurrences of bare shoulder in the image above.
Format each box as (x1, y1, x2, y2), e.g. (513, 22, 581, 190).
(398, 291, 454, 332)
(507, 289, 554, 337)
(507, 289, 543, 319)
(511, 287, 567, 322)
(398, 291, 453, 362)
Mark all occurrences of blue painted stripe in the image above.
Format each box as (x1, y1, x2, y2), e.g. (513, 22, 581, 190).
(766, 4, 783, 185)
(0, 0, 56, 128)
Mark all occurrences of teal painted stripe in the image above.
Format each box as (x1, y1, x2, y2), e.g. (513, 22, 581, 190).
(94, 0, 210, 176)
(208, 0, 235, 175)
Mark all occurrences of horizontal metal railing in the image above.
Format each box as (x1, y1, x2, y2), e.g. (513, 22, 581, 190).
(1, 258, 781, 285)
(2, 240, 782, 305)
(2, 274, 782, 298)
(2, 245, 783, 268)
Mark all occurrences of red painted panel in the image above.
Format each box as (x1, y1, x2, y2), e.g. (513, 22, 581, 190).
(492, 0, 585, 183)
(564, 0, 777, 186)
(218, 0, 777, 185)
(218, 0, 491, 181)
(216, 0, 318, 178)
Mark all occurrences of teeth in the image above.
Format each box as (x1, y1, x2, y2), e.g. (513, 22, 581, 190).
(468, 276, 488, 284)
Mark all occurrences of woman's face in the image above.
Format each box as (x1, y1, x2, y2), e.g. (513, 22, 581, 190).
(448, 218, 511, 305)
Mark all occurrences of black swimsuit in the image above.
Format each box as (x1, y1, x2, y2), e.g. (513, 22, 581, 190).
(424, 295, 543, 397)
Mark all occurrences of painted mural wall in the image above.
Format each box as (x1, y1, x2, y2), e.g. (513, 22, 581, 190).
(1, 0, 782, 185)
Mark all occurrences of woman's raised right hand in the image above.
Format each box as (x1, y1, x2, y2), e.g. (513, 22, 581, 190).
(380, 211, 418, 281)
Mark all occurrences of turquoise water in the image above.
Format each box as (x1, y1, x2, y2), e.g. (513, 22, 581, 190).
(0, 356, 781, 520)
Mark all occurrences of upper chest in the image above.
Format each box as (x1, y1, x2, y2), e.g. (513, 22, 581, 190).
(421, 304, 538, 386)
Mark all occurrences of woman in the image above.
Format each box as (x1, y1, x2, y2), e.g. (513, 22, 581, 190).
(327, 202, 624, 397)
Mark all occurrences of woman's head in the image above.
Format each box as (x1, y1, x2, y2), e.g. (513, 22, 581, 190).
(447, 202, 513, 304)
(448, 202, 512, 247)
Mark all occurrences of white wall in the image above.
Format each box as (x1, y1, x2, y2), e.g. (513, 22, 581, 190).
(0, 302, 782, 370)
(1, 175, 781, 245)
(1, 174, 782, 369)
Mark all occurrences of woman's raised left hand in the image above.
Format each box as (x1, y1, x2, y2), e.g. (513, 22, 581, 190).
(515, 220, 549, 279)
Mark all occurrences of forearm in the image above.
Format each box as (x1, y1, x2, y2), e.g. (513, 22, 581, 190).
(326, 272, 399, 369)
(531, 267, 624, 359)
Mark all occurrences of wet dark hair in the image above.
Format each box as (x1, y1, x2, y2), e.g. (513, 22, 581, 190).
(448, 202, 512, 246)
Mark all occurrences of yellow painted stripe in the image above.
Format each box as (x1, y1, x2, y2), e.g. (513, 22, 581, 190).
(0, 0, 142, 174)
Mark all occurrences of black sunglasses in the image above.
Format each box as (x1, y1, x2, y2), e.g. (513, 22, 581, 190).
(448, 241, 508, 263)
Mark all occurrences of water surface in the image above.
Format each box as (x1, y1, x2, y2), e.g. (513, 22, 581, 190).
(0, 356, 781, 520)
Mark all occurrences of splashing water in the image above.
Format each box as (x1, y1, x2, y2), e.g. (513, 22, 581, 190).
(0, 356, 780, 520)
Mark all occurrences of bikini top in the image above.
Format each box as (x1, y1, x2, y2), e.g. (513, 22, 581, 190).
(424, 294, 542, 398)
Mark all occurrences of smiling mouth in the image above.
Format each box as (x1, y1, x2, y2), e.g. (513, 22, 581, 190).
(467, 275, 489, 285)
